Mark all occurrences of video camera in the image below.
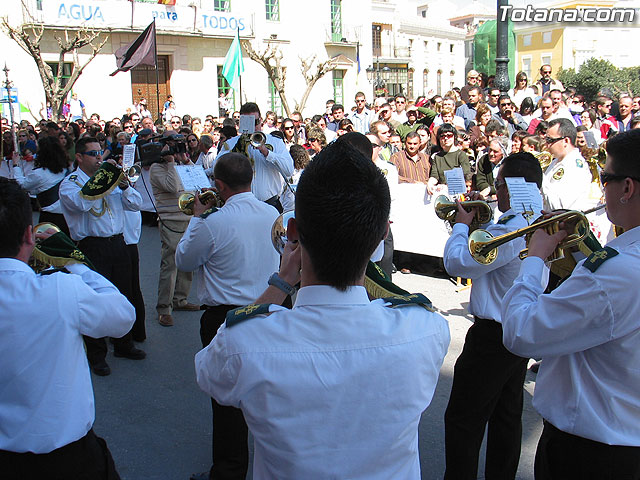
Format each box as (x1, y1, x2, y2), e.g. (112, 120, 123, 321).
(139, 133, 187, 167)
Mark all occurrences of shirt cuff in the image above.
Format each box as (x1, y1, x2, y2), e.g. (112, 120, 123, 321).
(519, 255, 545, 280)
(66, 263, 91, 275)
(451, 223, 470, 235)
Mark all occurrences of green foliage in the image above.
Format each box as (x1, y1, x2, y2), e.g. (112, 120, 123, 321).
(558, 58, 640, 102)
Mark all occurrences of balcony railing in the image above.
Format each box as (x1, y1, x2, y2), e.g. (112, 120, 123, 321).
(324, 24, 362, 44)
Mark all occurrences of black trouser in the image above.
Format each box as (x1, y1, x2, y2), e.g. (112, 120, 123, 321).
(78, 235, 135, 365)
(126, 243, 146, 342)
(200, 305, 248, 480)
(0, 429, 120, 480)
(535, 421, 640, 480)
(376, 227, 394, 278)
(444, 317, 529, 480)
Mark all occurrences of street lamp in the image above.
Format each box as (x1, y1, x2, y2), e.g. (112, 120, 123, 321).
(2, 63, 18, 153)
(366, 58, 391, 97)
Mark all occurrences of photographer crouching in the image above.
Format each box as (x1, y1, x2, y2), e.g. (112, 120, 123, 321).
(146, 132, 200, 327)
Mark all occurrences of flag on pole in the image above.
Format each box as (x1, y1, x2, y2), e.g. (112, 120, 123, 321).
(110, 21, 157, 76)
(222, 28, 244, 90)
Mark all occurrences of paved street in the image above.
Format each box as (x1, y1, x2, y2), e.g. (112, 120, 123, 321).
(92, 222, 542, 480)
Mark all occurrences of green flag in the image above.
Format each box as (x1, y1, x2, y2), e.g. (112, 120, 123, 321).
(222, 29, 244, 90)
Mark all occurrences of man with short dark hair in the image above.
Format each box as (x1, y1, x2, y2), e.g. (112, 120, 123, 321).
(443, 153, 544, 480)
(392, 94, 408, 123)
(327, 103, 345, 132)
(541, 118, 596, 212)
(60, 136, 145, 375)
(0, 177, 134, 479)
(177, 152, 280, 480)
(350, 91, 373, 134)
(456, 86, 483, 130)
(492, 94, 529, 136)
(527, 96, 555, 134)
(217, 102, 293, 213)
(500, 128, 640, 480)
(195, 140, 450, 479)
(390, 131, 431, 184)
(535, 64, 564, 95)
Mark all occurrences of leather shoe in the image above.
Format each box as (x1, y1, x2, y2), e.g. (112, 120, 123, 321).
(158, 314, 174, 326)
(400, 268, 411, 274)
(91, 360, 111, 376)
(114, 346, 146, 360)
(189, 472, 210, 480)
(174, 302, 201, 311)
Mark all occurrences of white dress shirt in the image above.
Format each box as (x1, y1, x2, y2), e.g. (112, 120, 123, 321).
(12, 166, 67, 213)
(195, 285, 450, 480)
(217, 135, 294, 202)
(123, 210, 142, 245)
(175, 192, 279, 306)
(0, 259, 135, 453)
(444, 209, 546, 322)
(501, 226, 640, 446)
(542, 149, 596, 212)
(350, 108, 374, 134)
(59, 168, 142, 241)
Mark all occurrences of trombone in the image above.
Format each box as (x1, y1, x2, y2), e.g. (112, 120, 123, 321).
(467, 205, 605, 265)
(434, 194, 494, 230)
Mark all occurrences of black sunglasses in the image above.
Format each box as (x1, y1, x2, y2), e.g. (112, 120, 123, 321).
(600, 171, 640, 186)
(82, 150, 104, 157)
(544, 136, 566, 145)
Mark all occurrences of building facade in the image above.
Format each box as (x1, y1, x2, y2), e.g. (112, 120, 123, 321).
(1, 0, 468, 122)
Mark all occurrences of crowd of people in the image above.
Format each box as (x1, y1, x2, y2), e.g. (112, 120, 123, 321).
(1, 63, 640, 480)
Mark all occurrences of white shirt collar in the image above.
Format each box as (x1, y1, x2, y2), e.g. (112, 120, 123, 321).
(294, 285, 370, 307)
(606, 225, 640, 250)
(0, 257, 35, 275)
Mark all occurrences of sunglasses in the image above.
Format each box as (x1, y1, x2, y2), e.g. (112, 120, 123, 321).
(82, 150, 104, 157)
(600, 171, 640, 186)
(544, 135, 566, 145)
(440, 132, 454, 139)
(171, 121, 181, 124)
(500, 103, 512, 107)
(284, 126, 294, 130)
(308, 138, 318, 142)
(124, 125, 133, 129)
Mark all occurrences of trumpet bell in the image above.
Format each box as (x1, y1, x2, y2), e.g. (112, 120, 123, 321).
(33, 222, 61, 243)
(468, 229, 499, 264)
(271, 210, 295, 255)
(178, 190, 224, 215)
(125, 164, 141, 183)
(250, 131, 266, 148)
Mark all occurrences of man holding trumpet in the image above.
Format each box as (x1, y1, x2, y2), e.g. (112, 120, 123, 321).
(443, 152, 545, 480)
(500, 129, 640, 478)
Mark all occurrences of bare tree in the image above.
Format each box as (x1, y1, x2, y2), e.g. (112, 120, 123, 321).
(1, 4, 108, 119)
(242, 40, 338, 117)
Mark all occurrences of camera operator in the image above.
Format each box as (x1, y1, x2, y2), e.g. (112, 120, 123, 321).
(149, 132, 199, 327)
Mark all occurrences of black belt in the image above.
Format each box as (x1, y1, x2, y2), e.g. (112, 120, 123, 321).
(473, 316, 497, 323)
(79, 234, 124, 242)
(36, 180, 62, 208)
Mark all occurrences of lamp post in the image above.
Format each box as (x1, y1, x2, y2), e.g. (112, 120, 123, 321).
(495, 0, 510, 94)
(366, 58, 391, 97)
(2, 64, 18, 153)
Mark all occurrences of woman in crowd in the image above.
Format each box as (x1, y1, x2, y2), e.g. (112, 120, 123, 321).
(510, 130, 528, 154)
(508, 71, 536, 109)
(280, 118, 300, 150)
(186, 132, 200, 161)
(305, 126, 327, 159)
(57, 130, 75, 165)
(11, 135, 70, 235)
(468, 103, 493, 153)
(578, 108, 603, 145)
(336, 118, 354, 137)
(519, 97, 536, 124)
(427, 123, 471, 195)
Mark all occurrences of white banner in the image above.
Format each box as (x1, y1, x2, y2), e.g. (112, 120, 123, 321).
(42, 0, 252, 36)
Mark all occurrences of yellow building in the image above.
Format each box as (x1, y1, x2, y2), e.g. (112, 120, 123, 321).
(512, 0, 638, 85)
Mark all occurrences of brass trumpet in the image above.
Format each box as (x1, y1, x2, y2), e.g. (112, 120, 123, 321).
(434, 195, 494, 229)
(178, 190, 224, 216)
(535, 151, 553, 171)
(271, 210, 295, 254)
(468, 210, 592, 265)
(250, 131, 266, 148)
(121, 164, 141, 184)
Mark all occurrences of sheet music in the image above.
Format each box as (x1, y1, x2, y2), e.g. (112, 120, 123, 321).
(505, 177, 542, 215)
(175, 165, 210, 192)
(122, 144, 136, 170)
(239, 115, 255, 134)
(444, 167, 466, 196)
